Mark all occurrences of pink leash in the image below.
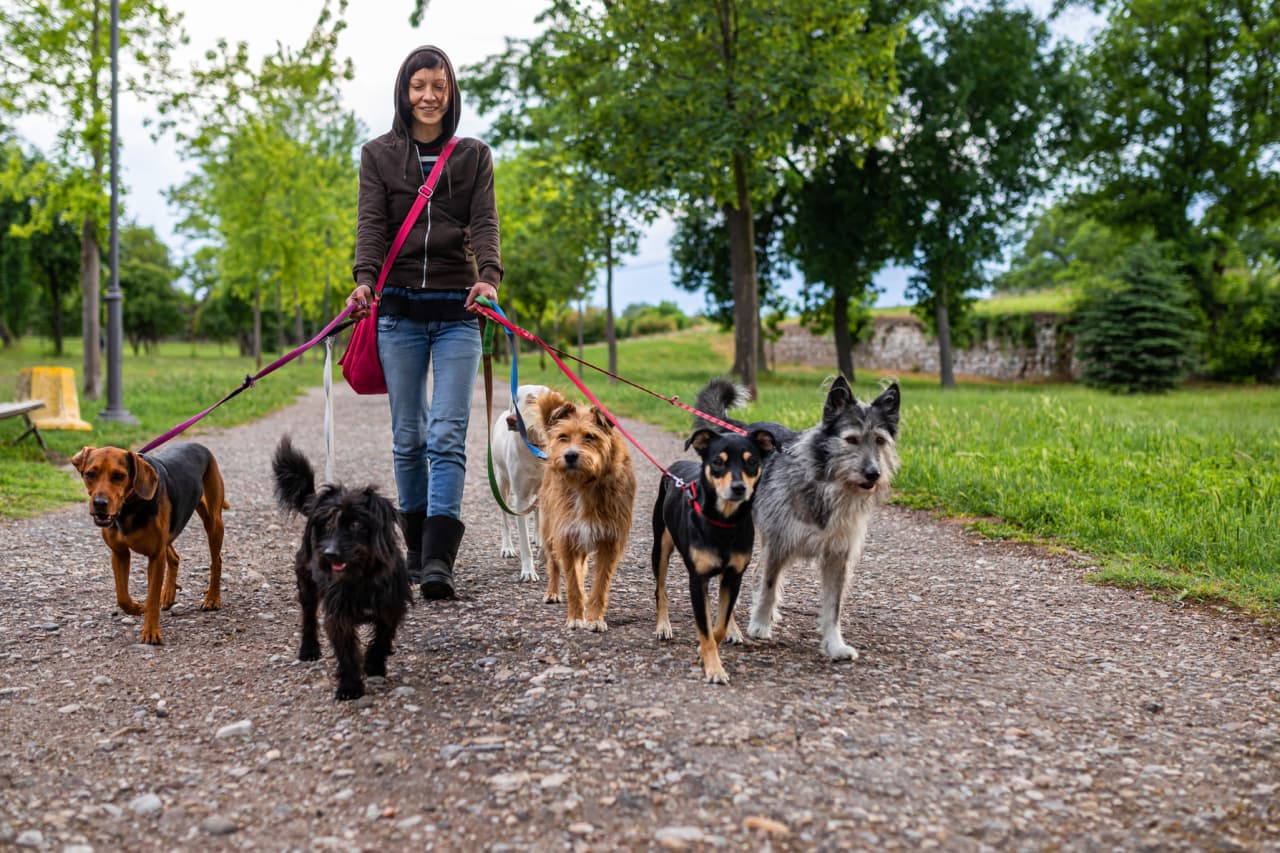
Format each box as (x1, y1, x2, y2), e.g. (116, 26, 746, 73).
(137, 305, 356, 454)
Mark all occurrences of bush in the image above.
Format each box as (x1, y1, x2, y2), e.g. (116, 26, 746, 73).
(1074, 239, 1203, 393)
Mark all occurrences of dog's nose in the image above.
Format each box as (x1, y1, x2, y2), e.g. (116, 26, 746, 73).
(563, 449, 579, 466)
(92, 496, 109, 512)
(864, 467, 880, 483)
(730, 481, 748, 499)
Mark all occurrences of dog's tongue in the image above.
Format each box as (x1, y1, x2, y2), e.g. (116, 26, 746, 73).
(330, 562, 347, 573)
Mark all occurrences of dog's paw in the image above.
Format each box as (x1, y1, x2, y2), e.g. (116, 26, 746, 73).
(161, 588, 178, 610)
(746, 620, 773, 640)
(335, 682, 365, 701)
(655, 620, 673, 641)
(500, 544, 518, 558)
(118, 599, 144, 617)
(139, 626, 163, 645)
(704, 666, 730, 685)
(585, 619, 608, 633)
(364, 659, 387, 678)
(544, 592, 563, 604)
(298, 642, 321, 662)
(822, 639, 860, 661)
(199, 590, 221, 611)
(566, 618, 586, 630)
(519, 567, 540, 583)
(724, 619, 745, 645)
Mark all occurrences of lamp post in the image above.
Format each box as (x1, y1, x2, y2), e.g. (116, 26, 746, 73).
(100, 0, 136, 424)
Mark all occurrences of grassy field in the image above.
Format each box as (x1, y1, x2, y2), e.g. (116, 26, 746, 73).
(5, 326, 1278, 616)
(0, 337, 318, 517)
(508, 328, 1280, 615)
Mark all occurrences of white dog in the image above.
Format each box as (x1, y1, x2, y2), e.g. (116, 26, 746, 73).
(492, 384, 552, 582)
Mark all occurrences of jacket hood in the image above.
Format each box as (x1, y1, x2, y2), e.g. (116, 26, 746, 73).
(393, 45, 461, 142)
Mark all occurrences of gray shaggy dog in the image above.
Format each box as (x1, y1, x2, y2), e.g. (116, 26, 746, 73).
(694, 375, 900, 660)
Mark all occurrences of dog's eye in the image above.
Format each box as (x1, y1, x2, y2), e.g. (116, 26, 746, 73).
(876, 435, 888, 446)
(845, 434, 862, 445)
(110, 472, 127, 483)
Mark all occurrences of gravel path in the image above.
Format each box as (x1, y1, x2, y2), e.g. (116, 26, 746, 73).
(1, 379, 1278, 852)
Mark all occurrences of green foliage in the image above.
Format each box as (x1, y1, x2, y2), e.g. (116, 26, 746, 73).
(119, 224, 188, 354)
(160, 1, 357, 363)
(995, 204, 1127, 294)
(616, 302, 696, 338)
(1204, 262, 1280, 382)
(896, 0, 1078, 387)
(1074, 238, 1203, 393)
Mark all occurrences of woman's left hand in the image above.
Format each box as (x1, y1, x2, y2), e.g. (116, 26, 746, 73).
(465, 281, 499, 312)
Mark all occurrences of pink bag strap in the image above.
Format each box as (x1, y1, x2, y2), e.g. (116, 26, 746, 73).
(373, 135, 460, 295)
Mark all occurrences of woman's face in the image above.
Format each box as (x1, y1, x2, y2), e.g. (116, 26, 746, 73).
(407, 66, 450, 139)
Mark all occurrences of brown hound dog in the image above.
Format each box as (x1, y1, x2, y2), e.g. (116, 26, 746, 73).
(71, 443, 227, 645)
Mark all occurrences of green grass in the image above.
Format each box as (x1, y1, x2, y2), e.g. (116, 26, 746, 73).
(0, 337, 318, 518)
(872, 288, 1074, 317)
(510, 328, 1280, 615)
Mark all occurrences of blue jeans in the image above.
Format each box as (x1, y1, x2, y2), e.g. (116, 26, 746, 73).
(376, 313, 481, 519)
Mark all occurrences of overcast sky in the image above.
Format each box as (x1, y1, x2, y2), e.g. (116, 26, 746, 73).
(16, 0, 1101, 314)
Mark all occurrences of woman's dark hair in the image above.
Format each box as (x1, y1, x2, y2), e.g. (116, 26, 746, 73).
(405, 48, 448, 80)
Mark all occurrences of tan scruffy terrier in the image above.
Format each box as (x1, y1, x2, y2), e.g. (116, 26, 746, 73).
(537, 393, 636, 632)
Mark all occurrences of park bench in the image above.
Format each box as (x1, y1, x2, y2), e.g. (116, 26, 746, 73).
(0, 400, 49, 451)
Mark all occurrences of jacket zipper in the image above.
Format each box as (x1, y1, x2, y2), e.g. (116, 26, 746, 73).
(418, 147, 430, 289)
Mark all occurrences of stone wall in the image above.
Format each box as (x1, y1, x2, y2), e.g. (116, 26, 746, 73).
(768, 314, 1077, 382)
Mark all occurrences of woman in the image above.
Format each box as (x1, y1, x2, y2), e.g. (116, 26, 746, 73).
(346, 45, 501, 600)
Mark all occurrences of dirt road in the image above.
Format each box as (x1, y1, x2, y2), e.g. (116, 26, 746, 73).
(2, 380, 1277, 851)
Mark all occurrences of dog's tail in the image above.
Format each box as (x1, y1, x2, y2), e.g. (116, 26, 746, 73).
(694, 378, 750, 428)
(272, 436, 316, 516)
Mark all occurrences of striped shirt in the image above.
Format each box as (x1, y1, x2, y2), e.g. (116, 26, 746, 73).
(414, 138, 444, 183)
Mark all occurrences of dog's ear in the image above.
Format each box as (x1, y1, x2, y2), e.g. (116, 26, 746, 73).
(71, 447, 95, 473)
(872, 382, 900, 437)
(130, 453, 160, 500)
(365, 489, 401, 559)
(547, 401, 576, 425)
(823, 375, 855, 422)
(684, 428, 715, 456)
(750, 428, 779, 457)
(538, 390, 569, 423)
(591, 407, 614, 432)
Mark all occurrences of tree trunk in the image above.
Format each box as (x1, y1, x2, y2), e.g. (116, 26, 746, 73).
(253, 284, 263, 371)
(81, 217, 102, 399)
(935, 280, 955, 389)
(605, 199, 617, 383)
(726, 152, 759, 399)
(833, 287, 855, 381)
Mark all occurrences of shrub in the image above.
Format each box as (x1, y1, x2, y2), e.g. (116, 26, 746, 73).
(1074, 239, 1203, 393)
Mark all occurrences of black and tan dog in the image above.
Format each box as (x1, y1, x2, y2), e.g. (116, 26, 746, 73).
(272, 436, 411, 701)
(652, 418, 777, 684)
(71, 443, 226, 645)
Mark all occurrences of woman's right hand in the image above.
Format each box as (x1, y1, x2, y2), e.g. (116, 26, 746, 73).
(346, 284, 374, 319)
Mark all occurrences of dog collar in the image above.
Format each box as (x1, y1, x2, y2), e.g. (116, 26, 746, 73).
(685, 482, 736, 529)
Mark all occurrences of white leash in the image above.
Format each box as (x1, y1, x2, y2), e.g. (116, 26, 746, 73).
(323, 336, 336, 485)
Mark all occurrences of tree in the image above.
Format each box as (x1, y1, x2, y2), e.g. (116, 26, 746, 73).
(896, 0, 1077, 387)
(160, 1, 357, 368)
(0, 0, 185, 398)
(1075, 0, 1280, 326)
(119, 223, 185, 354)
(788, 144, 910, 379)
(993, 204, 1125, 295)
(1075, 237, 1202, 393)
(466, 0, 902, 398)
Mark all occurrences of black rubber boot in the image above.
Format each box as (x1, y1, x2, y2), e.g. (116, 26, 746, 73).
(399, 509, 426, 585)
(420, 515, 465, 600)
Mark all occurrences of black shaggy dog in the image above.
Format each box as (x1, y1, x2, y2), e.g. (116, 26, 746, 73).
(272, 436, 411, 701)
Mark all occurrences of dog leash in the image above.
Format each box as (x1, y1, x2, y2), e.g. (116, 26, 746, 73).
(474, 297, 691, 490)
(138, 305, 357, 454)
(479, 300, 544, 516)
